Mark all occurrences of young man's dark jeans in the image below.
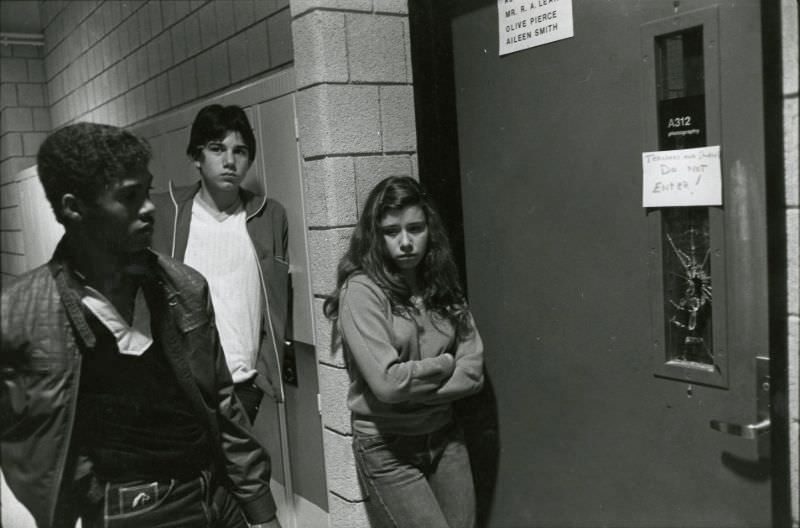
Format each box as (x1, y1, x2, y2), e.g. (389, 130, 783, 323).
(353, 422, 476, 528)
(68, 470, 247, 528)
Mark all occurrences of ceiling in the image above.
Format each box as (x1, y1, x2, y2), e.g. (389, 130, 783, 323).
(0, 0, 43, 34)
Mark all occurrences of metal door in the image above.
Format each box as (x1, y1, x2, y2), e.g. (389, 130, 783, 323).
(448, 1, 772, 526)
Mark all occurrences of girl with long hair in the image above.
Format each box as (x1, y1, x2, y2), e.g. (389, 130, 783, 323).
(324, 176, 484, 528)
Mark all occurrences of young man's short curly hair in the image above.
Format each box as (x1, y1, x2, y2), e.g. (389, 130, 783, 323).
(37, 122, 152, 224)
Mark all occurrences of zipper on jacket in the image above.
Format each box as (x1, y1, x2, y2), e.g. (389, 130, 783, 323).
(245, 192, 268, 223)
(244, 186, 282, 401)
(252, 246, 285, 403)
(168, 181, 179, 258)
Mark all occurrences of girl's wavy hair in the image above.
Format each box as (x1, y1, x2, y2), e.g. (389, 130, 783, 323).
(323, 176, 473, 340)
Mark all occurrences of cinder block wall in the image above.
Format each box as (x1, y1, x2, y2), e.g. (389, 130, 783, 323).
(0, 0, 292, 284)
(0, 42, 50, 285)
(39, 0, 292, 129)
(290, 1, 417, 525)
(781, 0, 799, 523)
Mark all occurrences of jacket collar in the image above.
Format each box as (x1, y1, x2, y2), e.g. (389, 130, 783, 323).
(49, 239, 161, 287)
(47, 241, 202, 342)
(49, 239, 218, 450)
(48, 240, 98, 348)
(168, 180, 267, 219)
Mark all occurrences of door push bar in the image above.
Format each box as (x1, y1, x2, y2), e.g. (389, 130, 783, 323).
(709, 356, 770, 439)
(710, 417, 770, 440)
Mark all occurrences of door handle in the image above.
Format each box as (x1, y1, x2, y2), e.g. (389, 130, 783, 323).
(709, 418, 770, 440)
(709, 356, 770, 441)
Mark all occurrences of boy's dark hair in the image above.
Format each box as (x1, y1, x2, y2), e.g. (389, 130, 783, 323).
(37, 122, 152, 224)
(186, 104, 256, 163)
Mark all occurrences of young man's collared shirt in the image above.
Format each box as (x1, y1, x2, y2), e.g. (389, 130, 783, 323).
(75, 279, 213, 483)
(184, 194, 262, 384)
(80, 286, 153, 356)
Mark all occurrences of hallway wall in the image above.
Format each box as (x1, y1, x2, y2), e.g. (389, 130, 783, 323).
(0, 2, 420, 527)
(0, 41, 50, 285)
(40, 0, 292, 128)
(0, 0, 293, 287)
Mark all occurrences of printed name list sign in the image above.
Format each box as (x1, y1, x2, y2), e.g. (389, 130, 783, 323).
(498, 0, 574, 56)
(642, 146, 722, 208)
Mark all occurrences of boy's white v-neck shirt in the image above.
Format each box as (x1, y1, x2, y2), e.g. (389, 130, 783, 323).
(184, 195, 263, 383)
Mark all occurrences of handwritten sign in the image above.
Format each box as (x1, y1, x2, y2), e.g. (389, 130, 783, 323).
(498, 0, 574, 56)
(642, 146, 722, 207)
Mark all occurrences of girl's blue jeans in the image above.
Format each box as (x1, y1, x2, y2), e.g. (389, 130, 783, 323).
(353, 422, 476, 528)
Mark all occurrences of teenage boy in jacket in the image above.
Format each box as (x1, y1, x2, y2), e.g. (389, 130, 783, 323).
(0, 122, 281, 528)
(151, 104, 290, 422)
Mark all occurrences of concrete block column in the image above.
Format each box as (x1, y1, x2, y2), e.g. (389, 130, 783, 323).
(290, 1, 416, 526)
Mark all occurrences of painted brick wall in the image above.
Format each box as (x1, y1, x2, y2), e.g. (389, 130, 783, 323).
(290, 1, 417, 525)
(0, 0, 293, 278)
(0, 42, 50, 286)
(40, 0, 292, 129)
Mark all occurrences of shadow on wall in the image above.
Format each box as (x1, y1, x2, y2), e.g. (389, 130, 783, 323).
(455, 373, 500, 528)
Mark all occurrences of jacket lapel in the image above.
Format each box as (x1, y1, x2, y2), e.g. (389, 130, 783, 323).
(142, 273, 219, 445)
(49, 243, 96, 349)
(169, 181, 201, 261)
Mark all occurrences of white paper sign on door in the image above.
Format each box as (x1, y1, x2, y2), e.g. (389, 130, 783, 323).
(642, 146, 722, 207)
(498, 0, 574, 56)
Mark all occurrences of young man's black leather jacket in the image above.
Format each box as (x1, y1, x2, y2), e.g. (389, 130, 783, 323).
(0, 242, 277, 527)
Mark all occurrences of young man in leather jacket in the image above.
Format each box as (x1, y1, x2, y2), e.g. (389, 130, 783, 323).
(0, 123, 281, 528)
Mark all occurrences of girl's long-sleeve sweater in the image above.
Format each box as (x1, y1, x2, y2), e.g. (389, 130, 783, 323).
(338, 274, 484, 435)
